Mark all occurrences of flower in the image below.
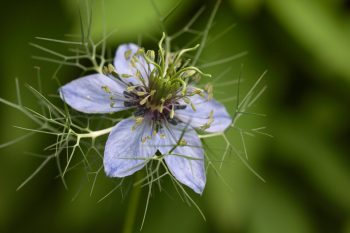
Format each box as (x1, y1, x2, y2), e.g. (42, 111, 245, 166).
(59, 41, 232, 194)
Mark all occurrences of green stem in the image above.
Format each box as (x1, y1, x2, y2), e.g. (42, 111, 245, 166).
(78, 126, 114, 139)
(122, 173, 142, 233)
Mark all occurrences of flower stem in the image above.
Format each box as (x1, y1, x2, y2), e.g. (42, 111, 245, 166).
(79, 126, 114, 139)
(122, 173, 142, 233)
(198, 132, 223, 139)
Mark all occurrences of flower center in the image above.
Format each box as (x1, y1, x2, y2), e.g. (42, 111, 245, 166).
(103, 33, 212, 127)
(122, 80, 186, 125)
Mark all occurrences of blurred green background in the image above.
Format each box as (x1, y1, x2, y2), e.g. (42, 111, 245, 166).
(1, 0, 350, 232)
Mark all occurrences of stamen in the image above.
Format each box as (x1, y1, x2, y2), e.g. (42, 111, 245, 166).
(184, 96, 196, 111)
(179, 138, 187, 146)
(102, 66, 109, 75)
(142, 50, 163, 76)
(102, 64, 129, 86)
(141, 136, 151, 143)
(204, 83, 213, 100)
(136, 91, 148, 96)
(127, 86, 136, 92)
(101, 85, 111, 94)
(132, 55, 139, 64)
(200, 110, 214, 130)
(159, 98, 165, 113)
(130, 58, 137, 68)
(136, 48, 144, 56)
(121, 74, 133, 78)
(190, 102, 196, 111)
(189, 88, 204, 97)
(170, 104, 175, 119)
(192, 73, 201, 82)
(107, 64, 115, 73)
(146, 50, 155, 61)
(103, 36, 217, 131)
(135, 70, 144, 83)
(139, 90, 156, 105)
(132, 116, 144, 131)
(140, 95, 151, 105)
(124, 49, 132, 60)
(135, 117, 144, 125)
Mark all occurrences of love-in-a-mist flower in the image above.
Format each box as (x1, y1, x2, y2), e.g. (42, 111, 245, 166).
(59, 37, 231, 194)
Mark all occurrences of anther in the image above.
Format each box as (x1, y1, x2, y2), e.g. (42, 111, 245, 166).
(179, 138, 187, 146)
(135, 117, 144, 125)
(124, 49, 132, 60)
(170, 105, 175, 119)
(107, 64, 115, 73)
(127, 86, 136, 92)
(140, 95, 151, 105)
(121, 74, 133, 78)
(101, 85, 111, 94)
(159, 98, 165, 113)
(204, 83, 213, 100)
(146, 50, 155, 61)
(136, 91, 147, 96)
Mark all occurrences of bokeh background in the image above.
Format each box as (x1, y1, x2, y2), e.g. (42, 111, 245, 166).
(1, 0, 350, 232)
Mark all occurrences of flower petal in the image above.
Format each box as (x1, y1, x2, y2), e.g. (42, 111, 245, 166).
(59, 74, 128, 114)
(104, 118, 158, 177)
(114, 43, 152, 85)
(175, 93, 232, 133)
(157, 123, 206, 194)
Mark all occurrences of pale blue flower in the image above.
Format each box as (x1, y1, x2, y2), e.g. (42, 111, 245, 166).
(59, 43, 231, 194)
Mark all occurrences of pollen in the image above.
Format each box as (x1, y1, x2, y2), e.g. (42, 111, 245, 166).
(141, 135, 151, 143)
(179, 138, 187, 146)
(101, 85, 111, 94)
(121, 74, 133, 78)
(200, 110, 214, 130)
(135, 117, 144, 125)
(124, 49, 132, 60)
(204, 83, 214, 100)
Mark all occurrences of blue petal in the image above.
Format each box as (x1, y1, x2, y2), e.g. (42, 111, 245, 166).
(175, 91, 232, 133)
(59, 74, 128, 113)
(157, 123, 206, 194)
(114, 43, 152, 85)
(104, 118, 158, 177)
